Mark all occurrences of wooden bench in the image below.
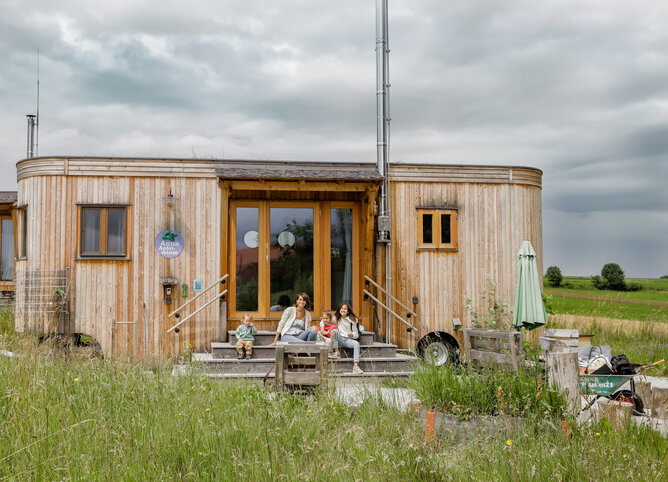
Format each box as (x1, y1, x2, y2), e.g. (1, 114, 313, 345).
(275, 343, 329, 393)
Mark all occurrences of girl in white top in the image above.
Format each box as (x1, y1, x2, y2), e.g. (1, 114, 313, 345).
(269, 293, 318, 345)
(334, 303, 364, 374)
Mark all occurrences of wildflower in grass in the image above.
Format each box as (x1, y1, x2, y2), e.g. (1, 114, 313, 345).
(595, 432, 600, 436)
(506, 440, 512, 446)
(74, 377, 79, 382)
(206, 408, 210, 412)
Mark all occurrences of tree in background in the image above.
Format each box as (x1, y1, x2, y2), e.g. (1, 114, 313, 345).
(592, 263, 627, 291)
(601, 263, 626, 290)
(545, 266, 563, 287)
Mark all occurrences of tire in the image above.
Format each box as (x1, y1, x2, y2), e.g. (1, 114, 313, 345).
(611, 390, 644, 416)
(418, 335, 459, 367)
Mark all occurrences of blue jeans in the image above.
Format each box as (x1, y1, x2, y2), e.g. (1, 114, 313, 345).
(281, 330, 317, 342)
(338, 335, 360, 362)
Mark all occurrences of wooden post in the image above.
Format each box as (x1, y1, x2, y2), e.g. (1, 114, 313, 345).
(318, 347, 328, 390)
(635, 381, 652, 414)
(597, 398, 632, 429)
(508, 331, 521, 372)
(652, 387, 668, 419)
(275, 346, 285, 393)
(546, 351, 580, 414)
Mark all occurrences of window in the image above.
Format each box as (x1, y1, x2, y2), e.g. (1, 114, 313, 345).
(229, 200, 359, 318)
(0, 217, 14, 280)
(417, 208, 457, 250)
(17, 207, 27, 259)
(79, 206, 128, 257)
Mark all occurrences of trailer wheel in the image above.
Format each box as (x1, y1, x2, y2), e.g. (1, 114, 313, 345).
(611, 390, 644, 416)
(418, 334, 459, 367)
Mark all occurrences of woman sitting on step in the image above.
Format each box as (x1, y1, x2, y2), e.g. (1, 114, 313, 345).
(334, 303, 364, 374)
(269, 293, 318, 345)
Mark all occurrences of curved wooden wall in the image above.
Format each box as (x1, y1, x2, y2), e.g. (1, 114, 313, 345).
(15, 169, 221, 359)
(379, 164, 543, 349)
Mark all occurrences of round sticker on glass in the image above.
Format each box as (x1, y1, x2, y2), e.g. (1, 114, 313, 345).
(277, 231, 295, 247)
(244, 230, 259, 249)
(156, 229, 184, 258)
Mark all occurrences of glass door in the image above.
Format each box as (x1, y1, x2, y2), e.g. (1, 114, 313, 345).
(230, 201, 320, 318)
(269, 206, 314, 312)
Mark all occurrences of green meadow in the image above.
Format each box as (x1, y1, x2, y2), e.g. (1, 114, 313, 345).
(1, 308, 667, 480)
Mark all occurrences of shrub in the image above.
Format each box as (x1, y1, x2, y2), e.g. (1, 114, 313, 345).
(591, 275, 606, 290)
(464, 279, 512, 330)
(541, 292, 555, 314)
(545, 266, 563, 286)
(625, 281, 643, 292)
(661, 275, 668, 279)
(601, 263, 626, 290)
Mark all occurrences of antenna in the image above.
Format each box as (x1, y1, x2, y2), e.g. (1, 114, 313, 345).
(36, 48, 40, 156)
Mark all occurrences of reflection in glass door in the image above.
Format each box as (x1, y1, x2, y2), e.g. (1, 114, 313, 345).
(270, 207, 314, 309)
(330, 208, 353, 307)
(235, 207, 259, 311)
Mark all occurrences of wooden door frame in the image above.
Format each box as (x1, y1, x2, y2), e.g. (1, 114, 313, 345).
(228, 200, 359, 321)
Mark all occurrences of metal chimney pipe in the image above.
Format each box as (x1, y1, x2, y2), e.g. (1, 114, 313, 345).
(26, 114, 37, 158)
(376, 0, 390, 239)
(376, 0, 392, 343)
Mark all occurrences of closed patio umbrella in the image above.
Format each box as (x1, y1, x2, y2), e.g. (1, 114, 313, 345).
(513, 240, 548, 331)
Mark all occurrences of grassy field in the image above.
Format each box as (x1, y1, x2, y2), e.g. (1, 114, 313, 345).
(2, 309, 667, 480)
(547, 296, 668, 322)
(543, 276, 668, 322)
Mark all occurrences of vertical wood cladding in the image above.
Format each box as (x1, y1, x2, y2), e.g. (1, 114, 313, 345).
(384, 178, 543, 349)
(16, 175, 221, 359)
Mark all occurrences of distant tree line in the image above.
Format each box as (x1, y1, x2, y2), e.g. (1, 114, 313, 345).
(545, 263, 642, 291)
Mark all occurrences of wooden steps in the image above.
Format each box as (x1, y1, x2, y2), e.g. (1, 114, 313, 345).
(177, 331, 418, 379)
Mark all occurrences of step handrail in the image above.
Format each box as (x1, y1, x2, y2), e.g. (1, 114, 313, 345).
(364, 275, 418, 319)
(167, 289, 227, 333)
(168, 273, 229, 318)
(363, 289, 414, 330)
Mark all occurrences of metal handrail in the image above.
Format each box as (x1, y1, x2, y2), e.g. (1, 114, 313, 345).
(364, 275, 418, 318)
(363, 289, 414, 330)
(168, 273, 228, 318)
(167, 289, 227, 334)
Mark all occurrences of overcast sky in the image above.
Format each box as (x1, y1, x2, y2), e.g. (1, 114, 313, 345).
(1, 0, 667, 278)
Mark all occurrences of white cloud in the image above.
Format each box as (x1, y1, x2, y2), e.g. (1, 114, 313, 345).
(0, 0, 667, 276)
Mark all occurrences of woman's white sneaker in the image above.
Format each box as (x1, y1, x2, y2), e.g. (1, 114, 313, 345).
(352, 365, 364, 374)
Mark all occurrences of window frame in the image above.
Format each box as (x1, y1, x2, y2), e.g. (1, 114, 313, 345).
(417, 207, 458, 251)
(16, 206, 27, 260)
(0, 215, 15, 281)
(77, 204, 131, 259)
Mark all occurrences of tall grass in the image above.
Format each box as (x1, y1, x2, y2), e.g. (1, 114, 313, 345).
(409, 362, 568, 419)
(2, 309, 667, 480)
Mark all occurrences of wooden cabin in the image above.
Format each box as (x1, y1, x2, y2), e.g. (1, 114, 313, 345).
(0, 191, 17, 304)
(14, 156, 542, 361)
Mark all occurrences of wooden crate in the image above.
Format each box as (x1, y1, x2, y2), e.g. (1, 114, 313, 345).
(463, 329, 523, 372)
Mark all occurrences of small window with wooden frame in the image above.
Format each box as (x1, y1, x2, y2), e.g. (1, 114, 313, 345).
(17, 206, 27, 260)
(417, 208, 457, 251)
(78, 205, 129, 258)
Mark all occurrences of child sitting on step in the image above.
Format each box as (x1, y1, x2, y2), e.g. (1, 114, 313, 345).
(317, 311, 340, 358)
(235, 313, 257, 360)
